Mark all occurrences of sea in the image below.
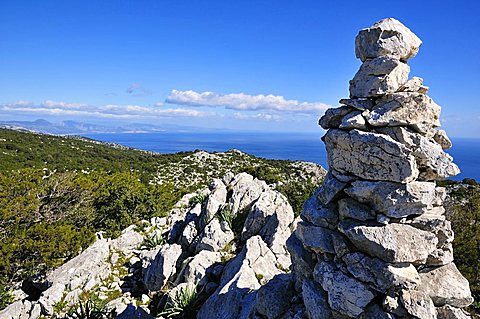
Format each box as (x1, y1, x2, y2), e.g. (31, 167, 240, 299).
(82, 131, 480, 182)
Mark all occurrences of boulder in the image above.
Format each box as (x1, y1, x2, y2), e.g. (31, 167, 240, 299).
(176, 250, 223, 286)
(196, 218, 234, 253)
(355, 18, 422, 62)
(339, 98, 375, 111)
(337, 197, 375, 221)
(301, 189, 338, 229)
(339, 110, 368, 130)
(436, 305, 472, 319)
(296, 222, 335, 254)
(323, 129, 419, 183)
(319, 106, 353, 130)
(255, 273, 294, 319)
(313, 261, 375, 317)
(398, 76, 429, 93)
(302, 279, 332, 319)
(143, 243, 182, 291)
(349, 57, 409, 98)
(228, 173, 267, 215)
(419, 263, 474, 307)
(399, 289, 437, 319)
(340, 221, 438, 263)
(344, 180, 437, 218)
(203, 178, 227, 225)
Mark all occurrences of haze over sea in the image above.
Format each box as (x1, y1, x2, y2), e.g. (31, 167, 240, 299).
(82, 132, 480, 182)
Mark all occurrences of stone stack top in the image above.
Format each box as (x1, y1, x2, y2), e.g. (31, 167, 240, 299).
(355, 18, 422, 62)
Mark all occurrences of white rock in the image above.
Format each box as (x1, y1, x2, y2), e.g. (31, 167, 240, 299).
(349, 57, 409, 98)
(196, 218, 234, 253)
(355, 18, 422, 62)
(143, 243, 182, 291)
(339, 110, 368, 130)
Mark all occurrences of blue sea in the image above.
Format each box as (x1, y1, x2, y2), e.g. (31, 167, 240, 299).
(82, 132, 480, 182)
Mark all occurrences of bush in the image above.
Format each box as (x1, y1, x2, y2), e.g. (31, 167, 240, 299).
(0, 280, 13, 310)
(159, 284, 198, 319)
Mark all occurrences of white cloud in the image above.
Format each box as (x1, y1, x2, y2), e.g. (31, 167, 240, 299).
(1, 100, 209, 119)
(165, 90, 330, 113)
(233, 112, 281, 121)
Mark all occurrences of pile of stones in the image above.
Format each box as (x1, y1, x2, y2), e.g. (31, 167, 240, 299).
(287, 18, 474, 319)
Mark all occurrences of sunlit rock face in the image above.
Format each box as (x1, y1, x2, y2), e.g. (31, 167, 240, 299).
(282, 18, 473, 319)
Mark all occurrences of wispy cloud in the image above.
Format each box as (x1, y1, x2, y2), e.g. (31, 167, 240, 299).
(1, 100, 209, 119)
(165, 90, 330, 113)
(233, 112, 281, 121)
(126, 83, 152, 96)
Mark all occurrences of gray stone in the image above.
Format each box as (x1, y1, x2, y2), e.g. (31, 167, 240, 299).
(419, 263, 474, 308)
(360, 304, 395, 319)
(196, 218, 234, 253)
(339, 98, 374, 111)
(301, 188, 338, 229)
(313, 261, 375, 317)
(344, 180, 437, 218)
(143, 243, 182, 291)
(204, 178, 227, 224)
(434, 130, 453, 150)
(178, 250, 222, 285)
(339, 111, 367, 130)
(342, 252, 420, 292)
(398, 76, 429, 93)
(286, 233, 315, 279)
(296, 222, 335, 254)
(349, 57, 409, 98)
(365, 92, 441, 133)
(255, 273, 294, 319)
(436, 305, 472, 319)
(319, 106, 353, 130)
(229, 173, 268, 215)
(302, 279, 332, 319)
(400, 289, 437, 319)
(340, 221, 438, 263)
(355, 18, 422, 62)
(317, 172, 347, 205)
(323, 129, 418, 183)
(337, 197, 375, 221)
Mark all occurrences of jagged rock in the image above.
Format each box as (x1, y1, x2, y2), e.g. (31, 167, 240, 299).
(340, 221, 438, 263)
(398, 76, 429, 93)
(377, 126, 459, 180)
(204, 178, 228, 224)
(286, 233, 315, 280)
(255, 273, 294, 319)
(301, 188, 338, 229)
(419, 263, 474, 308)
(355, 18, 422, 62)
(179, 220, 198, 249)
(38, 283, 65, 316)
(196, 218, 234, 253)
(344, 180, 437, 218)
(436, 305, 472, 319)
(317, 172, 347, 205)
(313, 261, 375, 317)
(339, 111, 367, 130)
(434, 129, 453, 150)
(349, 57, 409, 98)
(399, 289, 437, 319)
(365, 92, 441, 133)
(109, 225, 144, 255)
(337, 197, 375, 221)
(229, 173, 268, 215)
(143, 243, 182, 291)
(323, 129, 419, 183)
(342, 252, 420, 292)
(339, 98, 375, 111)
(360, 304, 395, 319)
(302, 279, 332, 319)
(117, 304, 154, 319)
(296, 221, 335, 254)
(0, 300, 33, 319)
(409, 211, 453, 246)
(176, 250, 223, 286)
(198, 236, 282, 319)
(319, 106, 353, 129)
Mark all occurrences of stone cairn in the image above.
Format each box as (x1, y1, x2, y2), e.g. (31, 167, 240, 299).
(288, 18, 474, 319)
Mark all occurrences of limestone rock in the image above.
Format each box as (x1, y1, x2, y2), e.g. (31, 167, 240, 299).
(196, 218, 234, 253)
(436, 305, 472, 319)
(339, 111, 367, 130)
(339, 98, 375, 111)
(349, 57, 409, 98)
(302, 279, 332, 319)
(344, 180, 437, 218)
(399, 289, 437, 319)
(319, 106, 353, 130)
(301, 188, 338, 229)
(296, 222, 335, 254)
(203, 178, 227, 224)
(323, 129, 419, 183)
(398, 76, 429, 93)
(317, 172, 347, 205)
(177, 250, 223, 286)
(313, 261, 375, 317)
(337, 197, 375, 221)
(286, 233, 315, 280)
(255, 273, 294, 319)
(434, 130, 453, 150)
(229, 173, 268, 215)
(419, 263, 474, 308)
(365, 92, 441, 133)
(143, 243, 182, 291)
(355, 18, 422, 62)
(340, 221, 438, 263)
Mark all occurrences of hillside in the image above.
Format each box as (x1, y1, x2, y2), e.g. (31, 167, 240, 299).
(0, 128, 326, 309)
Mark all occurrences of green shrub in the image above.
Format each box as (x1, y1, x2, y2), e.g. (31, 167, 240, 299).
(0, 280, 14, 310)
(217, 209, 235, 229)
(159, 284, 198, 319)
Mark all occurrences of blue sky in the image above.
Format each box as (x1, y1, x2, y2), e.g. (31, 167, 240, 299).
(1, 0, 479, 136)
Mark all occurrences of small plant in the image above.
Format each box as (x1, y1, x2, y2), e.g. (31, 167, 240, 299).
(158, 284, 198, 319)
(65, 295, 110, 319)
(217, 209, 235, 229)
(141, 232, 165, 249)
(0, 281, 14, 310)
(188, 193, 208, 207)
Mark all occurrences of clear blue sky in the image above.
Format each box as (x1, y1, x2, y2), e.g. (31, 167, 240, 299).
(1, 0, 479, 136)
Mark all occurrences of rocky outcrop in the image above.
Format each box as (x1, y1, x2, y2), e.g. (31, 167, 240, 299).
(282, 18, 473, 319)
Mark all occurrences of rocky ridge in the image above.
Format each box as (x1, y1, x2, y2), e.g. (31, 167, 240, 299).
(279, 18, 473, 319)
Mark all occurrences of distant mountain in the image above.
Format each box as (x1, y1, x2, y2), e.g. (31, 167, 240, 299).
(0, 119, 204, 135)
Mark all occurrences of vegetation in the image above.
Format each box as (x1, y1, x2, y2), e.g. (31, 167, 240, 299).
(65, 295, 112, 319)
(159, 284, 199, 319)
(0, 128, 324, 311)
(442, 179, 480, 314)
(0, 279, 14, 310)
(217, 209, 235, 230)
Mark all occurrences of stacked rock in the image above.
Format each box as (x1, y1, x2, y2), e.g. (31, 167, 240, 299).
(288, 18, 474, 319)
